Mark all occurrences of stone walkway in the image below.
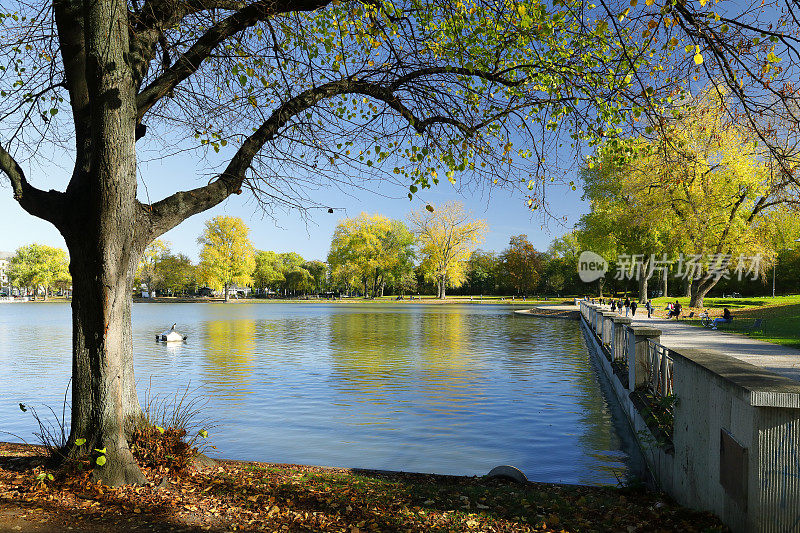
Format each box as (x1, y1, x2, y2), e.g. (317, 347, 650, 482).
(564, 303, 800, 382)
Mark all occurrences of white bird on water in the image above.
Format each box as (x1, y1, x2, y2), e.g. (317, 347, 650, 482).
(156, 323, 187, 343)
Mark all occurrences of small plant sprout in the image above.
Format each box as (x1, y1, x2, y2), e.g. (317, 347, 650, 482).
(34, 472, 54, 482)
(94, 447, 107, 466)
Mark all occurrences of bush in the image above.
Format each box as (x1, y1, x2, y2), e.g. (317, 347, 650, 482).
(134, 381, 217, 475)
(130, 424, 196, 474)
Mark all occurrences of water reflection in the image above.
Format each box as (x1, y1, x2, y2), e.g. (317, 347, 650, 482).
(0, 302, 642, 485)
(203, 319, 257, 398)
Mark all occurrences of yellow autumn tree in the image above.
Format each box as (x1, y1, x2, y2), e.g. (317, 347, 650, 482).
(7, 244, 70, 300)
(409, 202, 487, 299)
(197, 216, 255, 301)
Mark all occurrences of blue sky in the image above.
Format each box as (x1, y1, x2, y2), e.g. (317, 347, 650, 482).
(0, 145, 589, 262)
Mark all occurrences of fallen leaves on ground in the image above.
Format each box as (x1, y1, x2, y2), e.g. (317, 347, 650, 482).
(0, 442, 726, 532)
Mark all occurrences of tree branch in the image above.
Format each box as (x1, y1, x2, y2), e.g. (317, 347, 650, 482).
(139, 70, 510, 241)
(135, 0, 331, 122)
(0, 142, 65, 226)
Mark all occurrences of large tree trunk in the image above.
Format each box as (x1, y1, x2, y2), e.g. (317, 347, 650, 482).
(224, 282, 229, 302)
(59, 0, 146, 485)
(689, 274, 721, 308)
(437, 276, 446, 299)
(637, 261, 649, 304)
(662, 269, 668, 298)
(68, 248, 145, 486)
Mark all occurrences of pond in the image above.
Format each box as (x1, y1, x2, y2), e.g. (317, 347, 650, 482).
(0, 302, 642, 485)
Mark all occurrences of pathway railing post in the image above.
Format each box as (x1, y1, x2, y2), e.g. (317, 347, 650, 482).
(611, 316, 632, 362)
(601, 312, 616, 347)
(626, 325, 662, 391)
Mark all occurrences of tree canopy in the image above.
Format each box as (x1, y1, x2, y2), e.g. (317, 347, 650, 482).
(7, 243, 70, 299)
(581, 89, 779, 305)
(327, 213, 414, 297)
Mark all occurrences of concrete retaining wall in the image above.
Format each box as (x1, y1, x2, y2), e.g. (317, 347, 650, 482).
(578, 301, 800, 533)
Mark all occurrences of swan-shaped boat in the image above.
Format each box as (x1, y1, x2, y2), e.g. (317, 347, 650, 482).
(156, 323, 187, 342)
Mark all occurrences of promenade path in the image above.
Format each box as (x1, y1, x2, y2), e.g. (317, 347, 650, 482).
(542, 303, 800, 382)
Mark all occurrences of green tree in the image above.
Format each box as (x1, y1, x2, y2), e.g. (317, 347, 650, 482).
(197, 217, 256, 302)
(252, 251, 285, 294)
(303, 260, 328, 293)
(466, 250, 498, 296)
(500, 235, 544, 297)
(135, 240, 169, 295)
(8, 244, 70, 300)
(154, 252, 196, 296)
(284, 267, 314, 294)
(545, 232, 582, 295)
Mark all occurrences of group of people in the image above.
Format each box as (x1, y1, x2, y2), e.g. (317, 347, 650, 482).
(584, 296, 733, 327)
(587, 296, 689, 320)
(666, 301, 682, 319)
(598, 296, 654, 318)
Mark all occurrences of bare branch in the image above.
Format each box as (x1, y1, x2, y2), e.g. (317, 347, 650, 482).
(135, 0, 332, 121)
(140, 67, 523, 239)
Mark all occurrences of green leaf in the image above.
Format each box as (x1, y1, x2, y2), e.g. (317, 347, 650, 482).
(74, 438, 86, 446)
(94, 447, 106, 454)
(96, 456, 106, 466)
(156, 426, 165, 434)
(199, 429, 208, 439)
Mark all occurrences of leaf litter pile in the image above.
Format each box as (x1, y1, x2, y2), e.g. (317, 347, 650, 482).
(0, 442, 726, 532)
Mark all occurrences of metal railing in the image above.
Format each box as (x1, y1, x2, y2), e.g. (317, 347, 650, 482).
(647, 339, 674, 398)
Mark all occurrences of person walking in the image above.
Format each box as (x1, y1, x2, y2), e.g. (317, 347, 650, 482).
(646, 301, 652, 318)
(631, 300, 638, 316)
(624, 297, 631, 317)
(611, 300, 617, 312)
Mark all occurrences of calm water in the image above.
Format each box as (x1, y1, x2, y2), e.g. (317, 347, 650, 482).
(0, 302, 641, 485)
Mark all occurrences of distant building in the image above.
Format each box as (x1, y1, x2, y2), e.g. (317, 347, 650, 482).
(0, 251, 11, 294)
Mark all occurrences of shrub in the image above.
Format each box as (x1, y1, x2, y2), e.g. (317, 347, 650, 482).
(129, 424, 196, 474)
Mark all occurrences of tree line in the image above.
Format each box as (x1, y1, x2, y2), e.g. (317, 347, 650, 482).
(3, 244, 71, 299)
(126, 201, 584, 300)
